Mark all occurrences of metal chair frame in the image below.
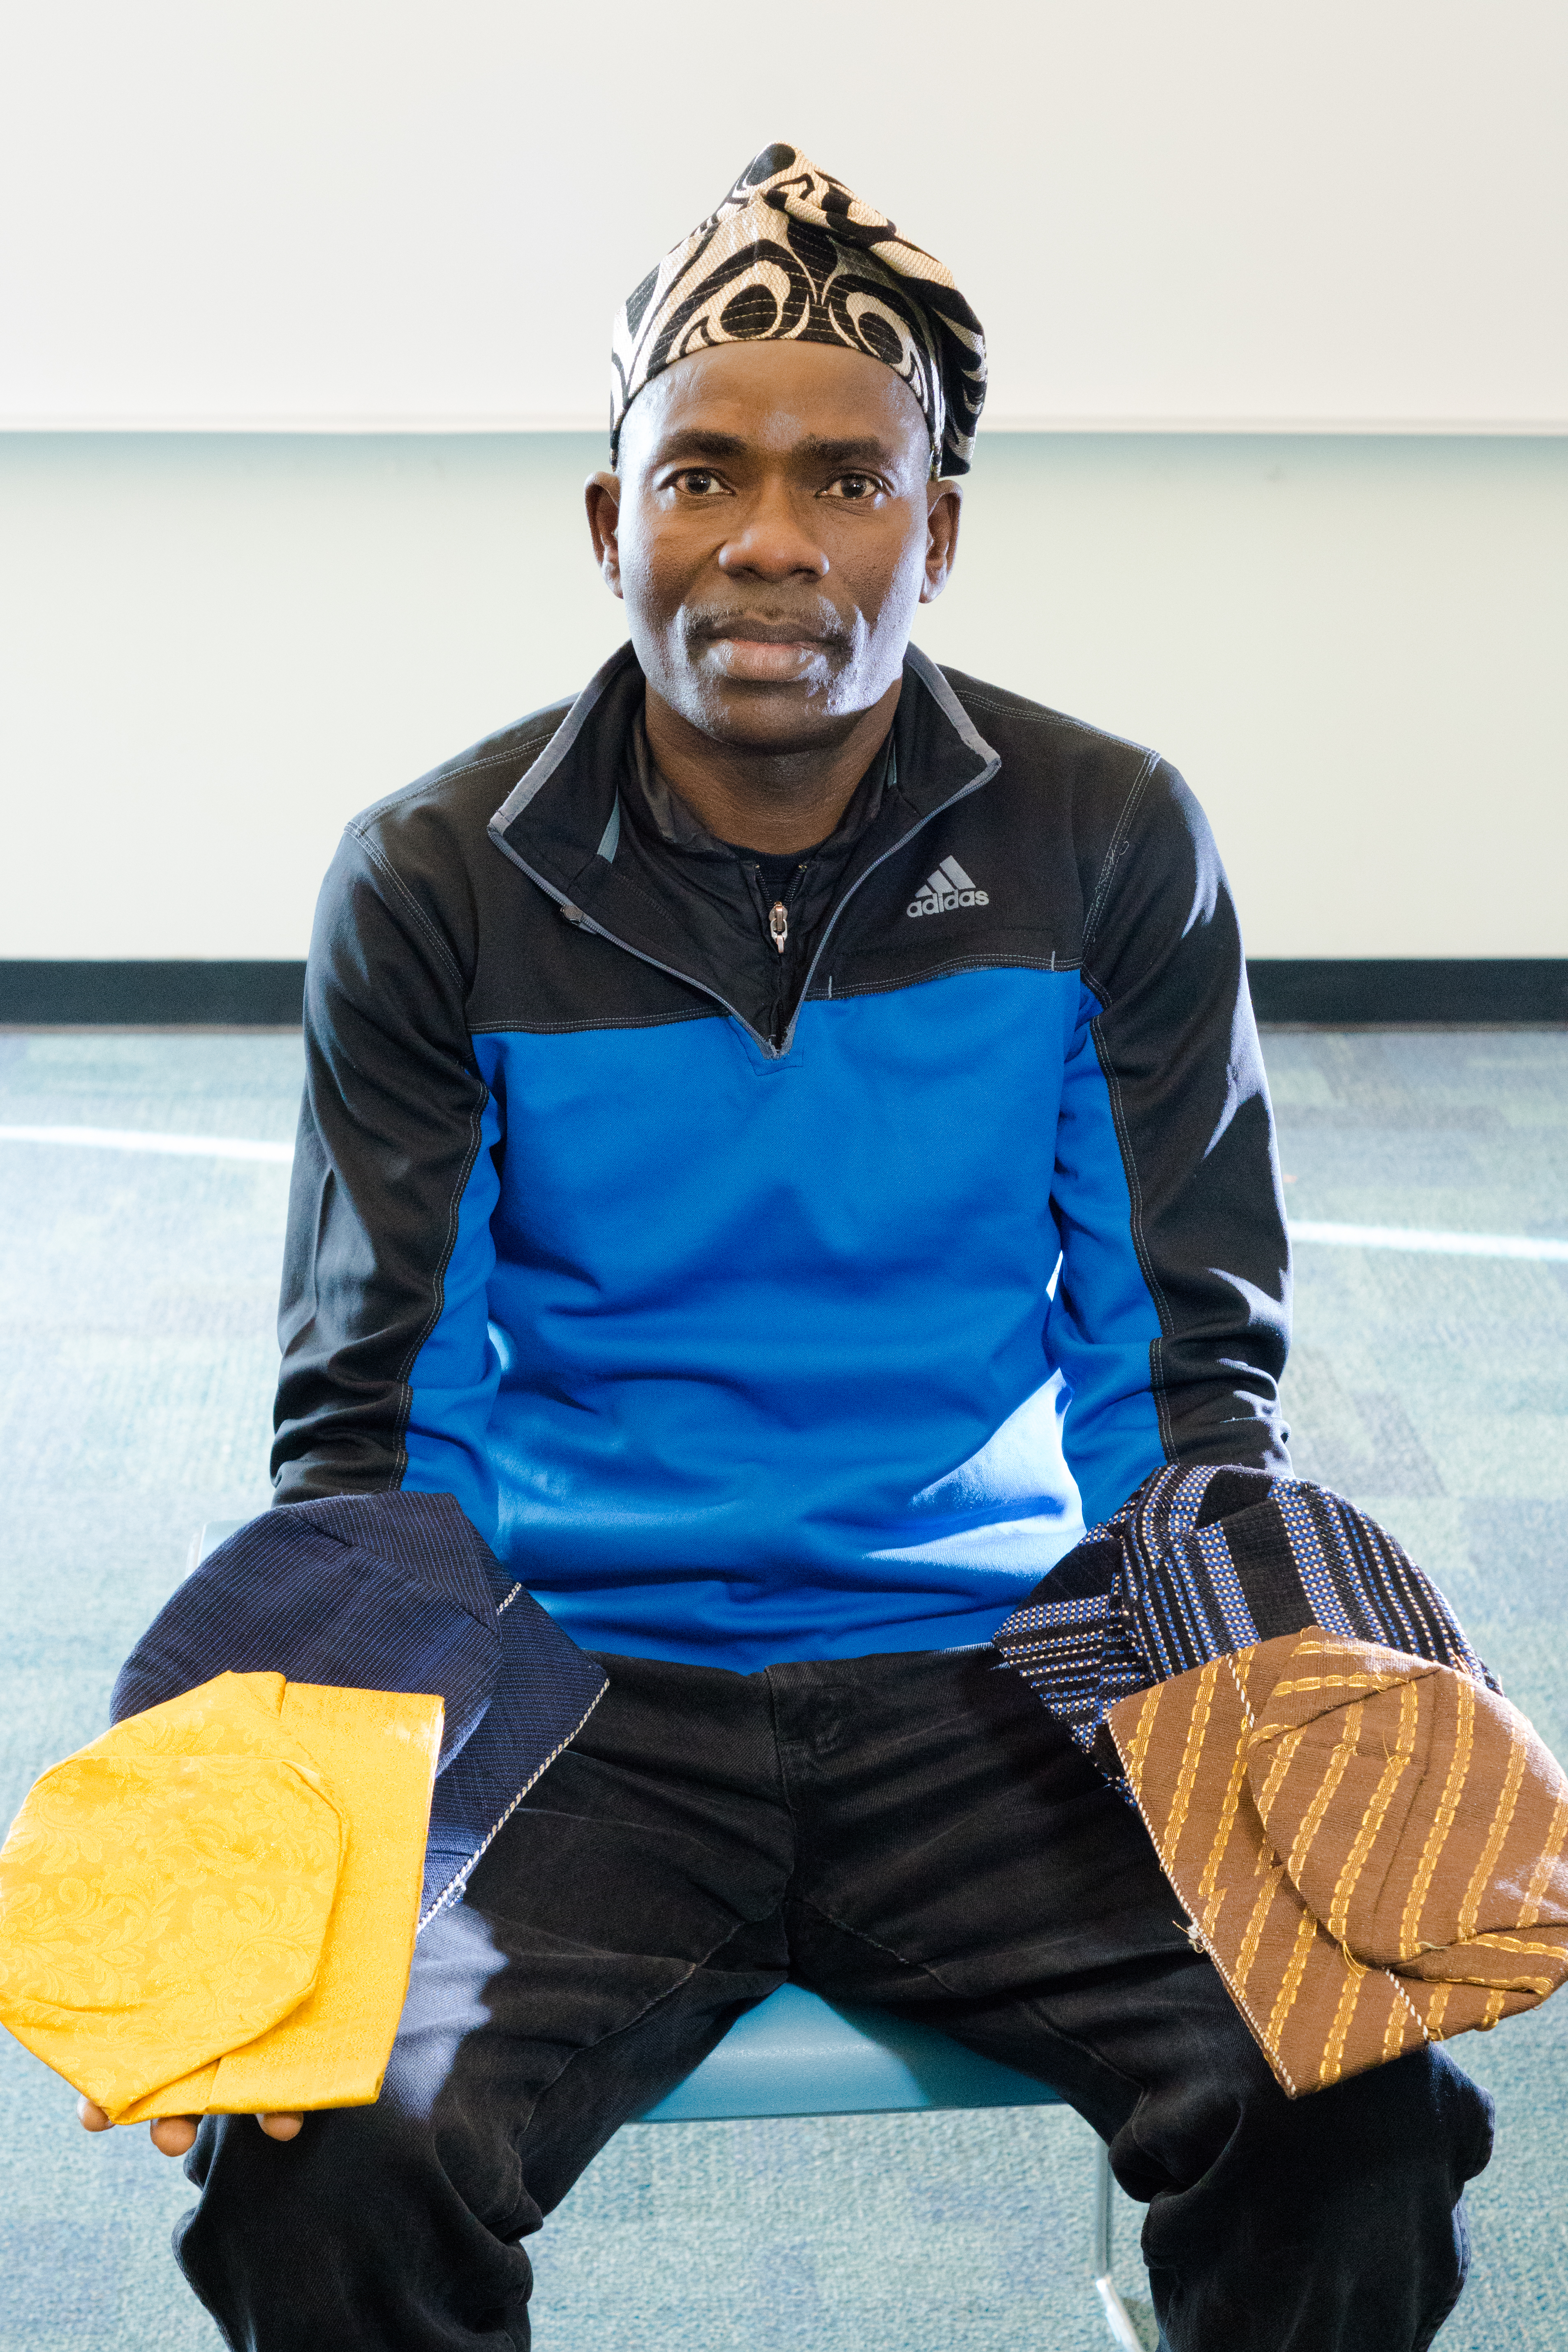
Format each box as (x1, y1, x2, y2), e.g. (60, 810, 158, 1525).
(635, 1980, 1144, 2348)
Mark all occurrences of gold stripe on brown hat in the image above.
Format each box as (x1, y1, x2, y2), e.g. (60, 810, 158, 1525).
(1108, 1633, 1568, 2095)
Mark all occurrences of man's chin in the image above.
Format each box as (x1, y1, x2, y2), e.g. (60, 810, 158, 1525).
(664, 669, 879, 754)
(687, 694, 868, 755)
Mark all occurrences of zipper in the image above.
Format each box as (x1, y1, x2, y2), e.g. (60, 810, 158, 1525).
(742, 857, 813, 1046)
(499, 749, 999, 1059)
(766, 891, 791, 1049)
(738, 855, 807, 959)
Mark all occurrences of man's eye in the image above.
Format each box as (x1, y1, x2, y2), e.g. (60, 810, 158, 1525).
(826, 474, 881, 502)
(673, 469, 726, 495)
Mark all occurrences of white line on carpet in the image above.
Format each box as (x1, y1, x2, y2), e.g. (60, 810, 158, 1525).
(0, 1124, 294, 1162)
(1289, 1219, 1568, 1261)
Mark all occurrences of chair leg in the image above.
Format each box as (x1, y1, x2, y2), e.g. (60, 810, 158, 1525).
(1090, 2135, 1145, 2349)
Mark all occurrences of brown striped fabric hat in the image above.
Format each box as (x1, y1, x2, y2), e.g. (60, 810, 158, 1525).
(1109, 1631, 1568, 2096)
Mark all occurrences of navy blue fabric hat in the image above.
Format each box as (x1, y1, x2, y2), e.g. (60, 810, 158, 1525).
(111, 1491, 608, 1927)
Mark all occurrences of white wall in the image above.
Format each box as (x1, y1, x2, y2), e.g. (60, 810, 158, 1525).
(6, 0, 1565, 430)
(1, 430, 1564, 962)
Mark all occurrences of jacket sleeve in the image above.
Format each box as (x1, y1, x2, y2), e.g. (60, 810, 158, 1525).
(1043, 756, 1291, 1530)
(271, 821, 503, 1534)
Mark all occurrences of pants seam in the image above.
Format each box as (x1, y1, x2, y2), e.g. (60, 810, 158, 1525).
(789, 1890, 1147, 2107)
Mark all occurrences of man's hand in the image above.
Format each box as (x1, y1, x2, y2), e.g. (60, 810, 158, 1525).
(76, 2095, 303, 2154)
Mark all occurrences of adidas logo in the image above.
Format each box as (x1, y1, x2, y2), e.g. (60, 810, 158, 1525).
(907, 856, 990, 918)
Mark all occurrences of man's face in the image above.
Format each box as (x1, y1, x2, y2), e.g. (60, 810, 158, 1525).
(587, 340, 960, 752)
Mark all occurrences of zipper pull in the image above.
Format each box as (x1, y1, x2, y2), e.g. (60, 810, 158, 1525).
(769, 901, 788, 955)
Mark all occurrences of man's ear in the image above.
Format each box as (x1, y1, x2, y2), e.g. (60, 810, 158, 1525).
(920, 480, 962, 604)
(585, 472, 624, 598)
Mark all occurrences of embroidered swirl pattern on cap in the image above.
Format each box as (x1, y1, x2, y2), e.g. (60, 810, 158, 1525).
(611, 142, 987, 475)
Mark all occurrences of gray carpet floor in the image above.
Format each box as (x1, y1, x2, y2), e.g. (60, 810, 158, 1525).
(1, 1025, 1565, 2351)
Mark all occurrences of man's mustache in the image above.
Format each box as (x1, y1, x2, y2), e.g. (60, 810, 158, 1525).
(684, 607, 851, 652)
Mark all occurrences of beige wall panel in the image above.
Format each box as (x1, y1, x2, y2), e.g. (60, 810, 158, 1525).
(1, 432, 1563, 961)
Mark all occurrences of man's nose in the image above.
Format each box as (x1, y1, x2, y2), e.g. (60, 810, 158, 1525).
(716, 482, 829, 580)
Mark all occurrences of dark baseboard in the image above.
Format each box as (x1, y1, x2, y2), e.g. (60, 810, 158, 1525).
(1246, 959, 1568, 1026)
(0, 961, 307, 1026)
(2, 957, 1565, 1029)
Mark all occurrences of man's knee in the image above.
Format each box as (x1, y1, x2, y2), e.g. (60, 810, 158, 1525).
(1134, 2044, 1493, 2352)
(175, 2098, 536, 2351)
(1326, 2041, 1495, 2193)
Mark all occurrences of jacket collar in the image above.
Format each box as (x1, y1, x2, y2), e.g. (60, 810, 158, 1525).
(488, 640, 998, 900)
(624, 701, 893, 862)
(486, 641, 1000, 1052)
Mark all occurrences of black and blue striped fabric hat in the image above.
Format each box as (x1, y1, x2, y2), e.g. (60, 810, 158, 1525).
(992, 1462, 1496, 1782)
(111, 1490, 607, 1927)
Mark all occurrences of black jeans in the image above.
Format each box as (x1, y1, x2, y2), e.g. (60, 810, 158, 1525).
(175, 1647, 1493, 2350)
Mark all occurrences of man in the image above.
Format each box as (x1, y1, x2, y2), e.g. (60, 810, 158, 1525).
(98, 146, 1491, 2347)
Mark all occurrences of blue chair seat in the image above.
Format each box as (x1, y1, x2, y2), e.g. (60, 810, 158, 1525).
(638, 1981, 1062, 2121)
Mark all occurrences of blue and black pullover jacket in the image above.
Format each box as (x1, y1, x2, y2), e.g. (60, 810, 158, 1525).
(273, 643, 1292, 1670)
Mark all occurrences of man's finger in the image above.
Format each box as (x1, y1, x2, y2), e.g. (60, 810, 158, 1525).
(76, 2100, 303, 2152)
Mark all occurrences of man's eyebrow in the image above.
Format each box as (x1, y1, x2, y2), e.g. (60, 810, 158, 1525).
(648, 430, 749, 464)
(793, 436, 903, 469)
(647, 429, 904, 468)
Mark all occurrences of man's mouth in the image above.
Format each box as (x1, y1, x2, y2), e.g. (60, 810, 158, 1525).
(692, 616, 844, 685)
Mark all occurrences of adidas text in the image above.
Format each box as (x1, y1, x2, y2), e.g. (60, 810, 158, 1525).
(907, 856, 989, 918)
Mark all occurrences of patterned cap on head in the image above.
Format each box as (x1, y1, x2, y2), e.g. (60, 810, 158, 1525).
(611, 142, 987, 476)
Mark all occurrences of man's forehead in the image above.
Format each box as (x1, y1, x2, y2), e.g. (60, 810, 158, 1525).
(624, 342, 931, 470)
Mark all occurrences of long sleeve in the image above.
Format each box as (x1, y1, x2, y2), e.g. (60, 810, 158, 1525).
(1044, 756, 1291, 1529)
(271, 819, 503, 1533)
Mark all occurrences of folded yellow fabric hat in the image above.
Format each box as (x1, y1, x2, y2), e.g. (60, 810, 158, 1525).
(1108, 1631, 1568, 2095)
(0, 1670, 442, 2123)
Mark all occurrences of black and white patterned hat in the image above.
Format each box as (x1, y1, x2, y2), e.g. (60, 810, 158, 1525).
(611, 142, 987, 475)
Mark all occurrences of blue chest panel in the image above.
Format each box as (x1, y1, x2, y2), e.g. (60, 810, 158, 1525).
(400, 967, 1164, 1667)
